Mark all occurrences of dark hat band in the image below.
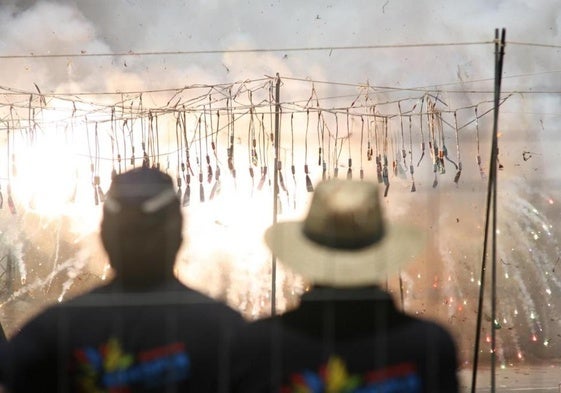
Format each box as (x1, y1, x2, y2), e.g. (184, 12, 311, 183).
(302, 225, 385, 250)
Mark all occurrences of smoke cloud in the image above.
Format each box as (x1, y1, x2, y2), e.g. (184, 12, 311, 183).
(0, 0, 560, 365)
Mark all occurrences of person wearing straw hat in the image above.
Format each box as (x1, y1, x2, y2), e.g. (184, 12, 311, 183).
(230, 178, 459, 393)
(0, 167, 244, 393)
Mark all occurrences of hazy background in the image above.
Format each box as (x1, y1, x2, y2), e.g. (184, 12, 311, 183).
(0, 0, 560, 371)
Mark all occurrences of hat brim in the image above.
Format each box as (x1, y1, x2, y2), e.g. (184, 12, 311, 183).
(264, 221, 426, 287)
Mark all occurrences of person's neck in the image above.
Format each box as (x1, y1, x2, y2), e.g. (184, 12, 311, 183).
(302, 285, 390, 301)
(112, 272, 175, 291)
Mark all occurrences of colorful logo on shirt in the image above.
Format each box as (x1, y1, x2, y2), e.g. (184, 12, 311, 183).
(73, 338, 190, 393)
(281, 356, 421, 393)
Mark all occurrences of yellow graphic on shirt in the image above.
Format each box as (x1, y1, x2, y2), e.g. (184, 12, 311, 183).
(282, 355, 420, 393)
(324, 356, 361, 392)
(102, 338, 133, 371)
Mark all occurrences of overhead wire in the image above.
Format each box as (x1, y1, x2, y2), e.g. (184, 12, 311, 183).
(0, 39, 554, 62)
(0, 40, 493, 60)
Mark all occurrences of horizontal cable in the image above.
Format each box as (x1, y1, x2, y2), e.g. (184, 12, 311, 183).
(508, 41, 561, 49)
(0, 41, 493, 59)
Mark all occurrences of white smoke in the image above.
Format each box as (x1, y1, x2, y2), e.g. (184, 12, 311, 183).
(1, 0, 561, 364)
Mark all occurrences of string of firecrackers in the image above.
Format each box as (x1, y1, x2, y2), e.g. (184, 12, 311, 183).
(0, 79, 511, 211)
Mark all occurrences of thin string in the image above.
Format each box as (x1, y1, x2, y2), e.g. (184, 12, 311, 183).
(290, 112, 295, 186)
(427, 98, 439, 188)
(382, 117, 390, 197)
(322, 114, 327, 180)
(129, 101, 135, 168)
(226, 93, 235, 179)
(475, 106, 485, 178)
(175, 112, 183, 201)
(257, 112, 267, 191)
(248, 99, 257, 188)
(112, 107, 122, 175)
(141, 95, 149, 167)
(204, 104, 212, 183)
(147, 110, 154, 168)
(437, 111, 446, 175)
(408, 116, 416, 192)
(346, 109, 352, 179)
(304, 109, 313, 192)
(198, 115, 205, 202)
(333, 112, 339, 178)
(359, 115, 364, 180)
(155, 113, 161, 169)
(453, 111, 462, 184)
(277, 107, 287, 196)
(317, 110, 322, 170)
(398, 102, 407, 176)
(417, 96, 426, 167)
(182, 109, 192, 206)
(442, 112, 458, 170)
(210, 108, 221, 200)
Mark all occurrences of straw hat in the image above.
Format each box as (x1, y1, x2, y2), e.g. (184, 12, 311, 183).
(264, 179, 426, 287)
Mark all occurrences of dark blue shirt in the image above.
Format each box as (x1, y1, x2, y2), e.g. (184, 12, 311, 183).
(0, 278, 244, 393)
(231, 286, 459, 393)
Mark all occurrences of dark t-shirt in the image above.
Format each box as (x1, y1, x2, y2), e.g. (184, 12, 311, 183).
(0, 278, 244, 393)
(231, 286, 459, 393)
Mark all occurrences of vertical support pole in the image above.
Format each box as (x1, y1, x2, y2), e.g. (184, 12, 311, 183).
(471, 28, 506, 393)
(490, 27, 506, 393)
(271, 73, 281, 317)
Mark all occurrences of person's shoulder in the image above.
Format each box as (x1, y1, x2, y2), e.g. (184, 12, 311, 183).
(404, 315, 458, 348)
(166, 280, 245, 319)
(233, 314, 280, 339)
(169, 280, 231, 303)
(53, 282, 115, 309)
(410, 315, 454, 335)
(0, 322, 6, 344)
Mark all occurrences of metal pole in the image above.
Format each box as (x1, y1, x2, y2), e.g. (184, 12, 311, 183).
(471, 28, 506, 393)
(490, 27, 506, 393)
(271, 73, 281, 317)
